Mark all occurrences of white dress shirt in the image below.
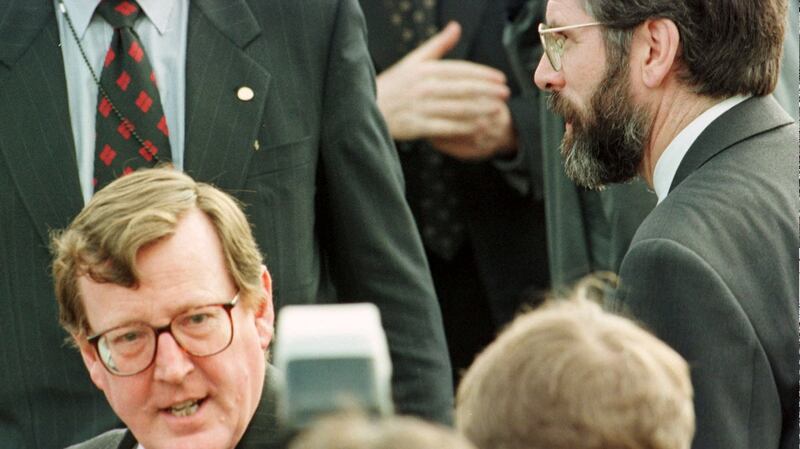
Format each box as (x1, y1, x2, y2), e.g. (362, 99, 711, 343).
(651, 95, 749, 203)
(55, 0, 188, 203)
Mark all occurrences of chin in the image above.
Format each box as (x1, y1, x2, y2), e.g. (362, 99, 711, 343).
(132, 416, 243, 449)
(140, 432, 237, 449)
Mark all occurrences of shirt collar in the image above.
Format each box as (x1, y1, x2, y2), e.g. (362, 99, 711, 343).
(59, 0, 175, 37)
(652, 95, 749, 203)
(138, 0, 174, 34)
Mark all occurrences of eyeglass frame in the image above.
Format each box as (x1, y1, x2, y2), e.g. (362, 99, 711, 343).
(86, 292, 240, 377)
(538, 21, 605, 72)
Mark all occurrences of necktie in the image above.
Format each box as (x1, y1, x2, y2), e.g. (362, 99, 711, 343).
(93, 0, 171, 191)
(386, 0, 466, 261)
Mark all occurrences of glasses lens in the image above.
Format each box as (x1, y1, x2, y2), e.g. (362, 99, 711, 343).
(94, 302, 236, 376)
(172, 305, 234, 357)
(543, 33, 561, 71)
(98, 325, 156, 375)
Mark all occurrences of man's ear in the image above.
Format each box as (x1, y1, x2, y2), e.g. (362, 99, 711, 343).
(633, 18, 681, 89)
(254, 266, 275, 350)
(75, 335, 108, 392)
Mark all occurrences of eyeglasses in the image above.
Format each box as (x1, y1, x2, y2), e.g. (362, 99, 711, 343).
(87, 292, 240, 376)
(538, 22, 604, 72)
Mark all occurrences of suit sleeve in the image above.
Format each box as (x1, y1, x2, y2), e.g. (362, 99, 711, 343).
(316, 0, 454, 424)
(615, 238, 785, 449)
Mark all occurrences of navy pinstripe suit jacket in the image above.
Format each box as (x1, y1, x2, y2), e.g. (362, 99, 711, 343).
(0, 1, 452, 447)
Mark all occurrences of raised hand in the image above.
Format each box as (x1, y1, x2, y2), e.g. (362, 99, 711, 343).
(376, 22, 516, 160)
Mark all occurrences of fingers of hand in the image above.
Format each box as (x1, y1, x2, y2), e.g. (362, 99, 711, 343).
(422, 79, 510, 103)
(377, 58, 509, 141)
(419, 97, 504, 122)
(429, 136, 490, 160)
(405, 21, 462, 63)
(424, 60, 507, 85)
(428, 106, 513, 160)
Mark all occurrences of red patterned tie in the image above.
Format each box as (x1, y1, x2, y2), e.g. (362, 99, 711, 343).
(93, 0, 171, 191)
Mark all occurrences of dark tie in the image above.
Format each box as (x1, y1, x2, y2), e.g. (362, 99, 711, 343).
(386, 0, 466, 261)
(93, 0, 171, 191)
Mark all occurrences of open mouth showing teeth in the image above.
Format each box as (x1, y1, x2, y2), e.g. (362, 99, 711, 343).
(168, 399, 202, 417)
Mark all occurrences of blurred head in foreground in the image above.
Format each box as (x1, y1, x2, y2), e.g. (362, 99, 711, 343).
(456, 279, 695, 449)
(289, 411, 477, 449)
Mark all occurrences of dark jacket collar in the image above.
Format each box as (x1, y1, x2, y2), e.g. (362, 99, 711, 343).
(670, 95, 794, 192)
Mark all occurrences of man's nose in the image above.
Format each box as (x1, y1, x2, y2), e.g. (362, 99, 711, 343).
(533, 54, 564, 92)
(153, 332, 194, 383)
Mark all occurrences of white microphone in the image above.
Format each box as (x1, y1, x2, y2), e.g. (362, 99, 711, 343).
(272, 303, 394, 429)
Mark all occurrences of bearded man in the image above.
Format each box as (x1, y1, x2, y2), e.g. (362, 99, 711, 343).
(534, 1, 798, 449)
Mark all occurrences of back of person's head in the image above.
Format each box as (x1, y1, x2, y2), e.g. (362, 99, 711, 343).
(585, 0, 786, 98)
(289, 412, 478, 449)
(52, 167, 266, 338)
(455, 280, 695, 449)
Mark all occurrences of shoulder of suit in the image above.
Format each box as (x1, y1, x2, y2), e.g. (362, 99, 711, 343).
(65, 429, 128, 449)
(628, 192, 695, 244)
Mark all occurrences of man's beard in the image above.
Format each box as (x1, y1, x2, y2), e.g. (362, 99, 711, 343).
(547, 60, 651, 190)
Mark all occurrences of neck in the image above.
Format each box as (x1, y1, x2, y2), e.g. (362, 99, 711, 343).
(639, 89, 718, 187)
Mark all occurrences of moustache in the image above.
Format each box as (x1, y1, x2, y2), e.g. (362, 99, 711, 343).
(547, 92, 582, 127)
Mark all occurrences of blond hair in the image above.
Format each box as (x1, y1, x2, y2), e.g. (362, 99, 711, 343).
(51, 168, 265, 337)
(456, 281, 695, 449)
(289, 411, 477, 449)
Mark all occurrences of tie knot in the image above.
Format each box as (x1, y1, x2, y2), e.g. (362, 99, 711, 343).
(95, 0, 141, 29)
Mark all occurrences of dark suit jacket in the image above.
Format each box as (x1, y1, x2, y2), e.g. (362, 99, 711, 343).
(0, 1, 452, 447)
(359, 0, 549, 325)
(502, 0, 656, 289)
(615, 96, 799, 449)
(65, 367, 287, 449)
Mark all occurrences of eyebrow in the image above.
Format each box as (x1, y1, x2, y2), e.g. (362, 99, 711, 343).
(89, 301, 221, 337)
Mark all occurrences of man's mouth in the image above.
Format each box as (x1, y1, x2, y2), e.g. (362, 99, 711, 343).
(166, 398, 204, 417)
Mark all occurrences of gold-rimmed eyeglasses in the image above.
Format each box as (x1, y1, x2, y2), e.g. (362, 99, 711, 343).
(87, 292, 240, 376)
(538, 22, 604, 72)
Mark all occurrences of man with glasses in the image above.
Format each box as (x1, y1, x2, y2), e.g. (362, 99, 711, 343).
(533, 1, 798, 449)
(0, 1, 454, 447)
(503, 0, 656, 293)
(52, 168, 283, 449)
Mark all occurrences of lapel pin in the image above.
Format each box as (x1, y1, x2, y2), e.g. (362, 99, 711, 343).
(237, 86, 255, 102)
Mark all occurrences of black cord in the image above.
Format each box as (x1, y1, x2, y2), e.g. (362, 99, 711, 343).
(57, 0, 160, 162)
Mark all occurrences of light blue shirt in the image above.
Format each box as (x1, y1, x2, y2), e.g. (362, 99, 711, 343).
(55, 0, 188, 204)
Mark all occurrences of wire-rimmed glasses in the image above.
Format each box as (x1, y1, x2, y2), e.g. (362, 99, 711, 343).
(538, 22, 605, 71)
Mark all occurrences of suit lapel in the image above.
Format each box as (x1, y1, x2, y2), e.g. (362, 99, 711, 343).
(236, 366, 285, 449)
(0, 1, 83, 246)
(670, 95, 794, 192)
(183, 0, 271, 192)
(440, 0, 488, 60)
(116, 430, 138, 449)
